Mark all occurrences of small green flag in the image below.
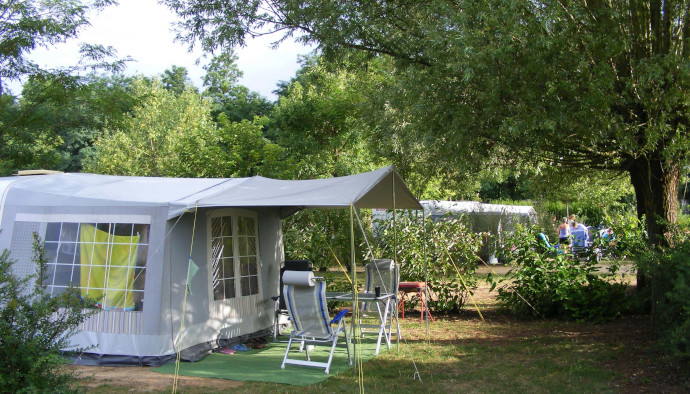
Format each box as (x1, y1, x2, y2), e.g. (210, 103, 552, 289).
(186, 257, 199, 295)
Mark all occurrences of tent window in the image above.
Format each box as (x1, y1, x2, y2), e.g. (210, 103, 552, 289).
(42, 222, 149, 311)
(210, 213, 260, 300)
(211, 216, 235, 300)
(238, 217, 258, 296)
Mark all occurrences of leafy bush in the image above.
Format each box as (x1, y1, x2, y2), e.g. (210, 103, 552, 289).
(493, 225, 629, 321)
(636, 225, 690, 361)
(283, 209, 367, 270)
(0, 235, 95, 393)
(372, 212, 483, 313)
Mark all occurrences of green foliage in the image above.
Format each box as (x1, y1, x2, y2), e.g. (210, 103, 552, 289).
(635, 226, 690, 361)
(270, 56, 380, 179)
(163, 0, 690, 245)
(371, 212, 483, 313)
(202, 52, 272, 123)
(0, 0, 117, 92)
(0, 235, 95, 393)
(494, 225, 628, 321)
(84, 78, 287, 178)
(0, 74, 141, 175)
(283, 209, 362, 271)
(162, 65, 196, 95)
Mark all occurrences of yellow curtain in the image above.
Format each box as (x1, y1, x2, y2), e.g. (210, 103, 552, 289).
(80, 224, 140, 310)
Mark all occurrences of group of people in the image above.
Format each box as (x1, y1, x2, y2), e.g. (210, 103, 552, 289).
(557, 214, 588, 247)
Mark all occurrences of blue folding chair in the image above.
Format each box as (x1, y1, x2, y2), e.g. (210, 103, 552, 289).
(538, 233, 563, 254)
(281, 271, 351, 374)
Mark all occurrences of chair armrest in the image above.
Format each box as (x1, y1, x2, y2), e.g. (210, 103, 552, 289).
(330, 309, 349, 324)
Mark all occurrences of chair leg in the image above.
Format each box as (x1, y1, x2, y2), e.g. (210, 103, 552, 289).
(419, 289, 434, 322)
(399, 295, 406, 320)
(345, 327, 352, 365)
(281, 336, 293, 370)
(323, 337, 339, 374)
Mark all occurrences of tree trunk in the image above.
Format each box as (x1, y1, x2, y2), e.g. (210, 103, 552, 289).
(628, 154, 680, 248)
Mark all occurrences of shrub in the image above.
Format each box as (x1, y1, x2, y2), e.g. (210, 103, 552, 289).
(636, 225, 690, 361)
(283, 209, 367, 271)
(493, 225, 629, 321)
(0, 234, 95, 393)
(372, 212, 483, 313)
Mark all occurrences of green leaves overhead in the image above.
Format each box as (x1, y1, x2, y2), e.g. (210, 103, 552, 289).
(0, 0, 119, 94)
(165, 0, 690, 243)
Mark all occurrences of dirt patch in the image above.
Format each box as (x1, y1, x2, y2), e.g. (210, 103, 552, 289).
(67, 365, 242, 392)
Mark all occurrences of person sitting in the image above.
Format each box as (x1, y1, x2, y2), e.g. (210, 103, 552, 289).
(571, 220, 588, 236)
(569, 214, 588, 235)
(570, 220, 589, 249)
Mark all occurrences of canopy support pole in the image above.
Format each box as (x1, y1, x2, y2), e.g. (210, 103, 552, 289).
(392, 170, 400, 350)
(350, 203, 358, 376)
(423, 209, 430, 337)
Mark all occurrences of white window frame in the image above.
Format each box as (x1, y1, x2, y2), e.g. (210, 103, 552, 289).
(207, 208, 261, 303)
(13, 213, 151, 312)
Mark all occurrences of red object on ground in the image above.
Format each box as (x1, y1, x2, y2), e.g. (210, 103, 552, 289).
(398, 282, 434, 322)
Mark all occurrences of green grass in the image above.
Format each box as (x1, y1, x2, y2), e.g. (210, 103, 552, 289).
(77, 266, 685, 393)
(80, 311, 661, 393)
(212, 316, 632, 394)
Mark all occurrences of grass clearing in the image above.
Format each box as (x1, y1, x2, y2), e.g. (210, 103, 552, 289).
(73, 269, 689, 393)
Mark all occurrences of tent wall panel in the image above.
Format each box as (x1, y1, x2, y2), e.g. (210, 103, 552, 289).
(258, 207, 284, 306)
(8, 220, 39, 279)
(80, 311, 143, 334)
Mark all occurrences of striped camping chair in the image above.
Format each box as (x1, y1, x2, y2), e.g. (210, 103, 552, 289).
(281, 271, 351, 374)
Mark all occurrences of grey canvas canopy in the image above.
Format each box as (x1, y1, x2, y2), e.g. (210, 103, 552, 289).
(1, 165, 421, 224)
(0, 165, 420, 365)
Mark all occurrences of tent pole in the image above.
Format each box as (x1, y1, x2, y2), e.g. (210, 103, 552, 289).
(423, 209, 429, 337)
(350, 203, 358, 376)
(392, 169, 400, 351)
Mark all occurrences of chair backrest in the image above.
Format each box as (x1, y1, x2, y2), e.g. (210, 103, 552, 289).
(364, 259, 399, 297)
(572, 230, 588, 247)
(538, 233, 554, 250)
(278, 260, 313, 310)
(282, 271, 331, 337)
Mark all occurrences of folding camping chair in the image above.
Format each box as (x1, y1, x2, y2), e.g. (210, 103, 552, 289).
(538, 233, 564, 255)
(571, 229, 591, 256)
(272, 260, 313, 342)
(281, 271, 351, 374)
(359, 259, 400, 353)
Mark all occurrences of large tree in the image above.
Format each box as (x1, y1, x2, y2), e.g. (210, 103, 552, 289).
(84, 78, 285, 178)
(164, 0, 690, 246)
(0, 74, 140, 175)
(202, 52, 272, 123)
(0, 0, 127, 175)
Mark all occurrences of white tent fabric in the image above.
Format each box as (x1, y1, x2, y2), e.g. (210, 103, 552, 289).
(188, 165, 421, 216)
(423, 200, 537, 219)
(0, 165, 421, 365)
(0, 165, 421, 219)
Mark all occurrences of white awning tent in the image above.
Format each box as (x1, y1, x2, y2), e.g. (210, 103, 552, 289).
(1, 165, 421, 224)
(421, 200, 537, 219)
(0, 165, 420, 365)
(373, 200, 537, 262)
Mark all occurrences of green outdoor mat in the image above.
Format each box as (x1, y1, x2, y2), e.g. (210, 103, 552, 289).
(152, 337, 384, 386)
